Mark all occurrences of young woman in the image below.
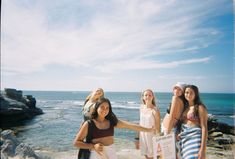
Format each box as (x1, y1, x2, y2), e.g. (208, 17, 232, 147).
(82, 88, 104, 121)
(74, 97, 154, 159)
(179, 85, 208, 159)
(162, 82, 186, 135)
(138, 89, 161, 159)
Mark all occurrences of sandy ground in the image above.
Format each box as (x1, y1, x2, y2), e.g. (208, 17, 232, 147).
(35, 149, 144, 159)
(35, 145, 234, 159)
(35, 144, 235, 159)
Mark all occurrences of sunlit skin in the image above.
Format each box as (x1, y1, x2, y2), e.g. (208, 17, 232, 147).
(162, 86, 184, 134)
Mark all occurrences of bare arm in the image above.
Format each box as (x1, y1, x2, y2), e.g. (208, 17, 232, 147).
(153, 107, 161, 135)
(73, 121, 94, 149)
(115, 120, 153, 132)
(198, 105, 208, 159)
(166, 96, 184, 134)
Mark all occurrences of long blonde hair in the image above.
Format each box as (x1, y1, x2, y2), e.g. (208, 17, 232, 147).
(84, 88, 104, 105)
(141, 89, 157, 106)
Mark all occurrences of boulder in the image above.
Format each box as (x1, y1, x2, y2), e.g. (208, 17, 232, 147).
(0, 88, 43, 127)
(0, 130, 49, 159)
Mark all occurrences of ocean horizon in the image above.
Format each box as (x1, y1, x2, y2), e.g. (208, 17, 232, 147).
(3, 91, 234, 154)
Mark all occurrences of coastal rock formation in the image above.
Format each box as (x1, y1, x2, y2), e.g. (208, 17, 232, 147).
(206, 115, 235, 158)
(0, 88, 43, 127)
(0, 130, 50, 159)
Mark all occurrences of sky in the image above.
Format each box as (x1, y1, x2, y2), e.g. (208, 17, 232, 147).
(1, 0, 234, 93)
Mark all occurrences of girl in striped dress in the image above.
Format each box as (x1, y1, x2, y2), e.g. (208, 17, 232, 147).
(179, 85, 208, 159)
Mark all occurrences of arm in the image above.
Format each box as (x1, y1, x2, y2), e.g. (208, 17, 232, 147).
(73, 121, 94, 149)
(115, 119, 153, 132)
(152, 107, 161, 135)
(198, 105, 208, 159)
(166, 96, 183, 134)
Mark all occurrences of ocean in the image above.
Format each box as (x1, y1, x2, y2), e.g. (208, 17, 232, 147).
(8, 91, 234, 154)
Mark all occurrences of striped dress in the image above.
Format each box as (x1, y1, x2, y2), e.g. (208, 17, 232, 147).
(179, 124, 201, 159)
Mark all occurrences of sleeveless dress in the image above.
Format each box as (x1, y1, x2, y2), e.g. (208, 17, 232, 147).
(139, 104, 156, 158)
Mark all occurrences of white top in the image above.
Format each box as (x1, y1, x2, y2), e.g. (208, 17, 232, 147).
(139, 104, 157, 157)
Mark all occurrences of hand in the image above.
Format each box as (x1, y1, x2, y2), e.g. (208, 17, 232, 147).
(198, 149, 206, 159)
(94, 143, 104, 155)
(134, 140, 139, 149)
(176, 133, 181, 141)
(150, 126, 156, 133)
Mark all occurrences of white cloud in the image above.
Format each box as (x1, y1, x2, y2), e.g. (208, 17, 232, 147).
(1, 0, 232, 92)
(2, 0, 227, 75)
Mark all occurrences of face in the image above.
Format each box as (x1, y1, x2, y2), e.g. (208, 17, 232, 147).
(97, 102, 110, 118)
(184, 87, 195, 103)
(92, 89, 104, 98)
(173, 86, 183, 97)
(143, 90, 154, 103)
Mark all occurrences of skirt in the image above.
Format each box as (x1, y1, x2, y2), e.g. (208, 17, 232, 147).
(89, 144, 117, 159)
(179, 124, 201, 159)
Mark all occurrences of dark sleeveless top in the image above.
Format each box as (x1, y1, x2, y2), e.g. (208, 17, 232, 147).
(90, 120, 114, 139)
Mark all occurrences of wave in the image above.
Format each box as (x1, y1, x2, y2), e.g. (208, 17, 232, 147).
(112, 105, 139, 110)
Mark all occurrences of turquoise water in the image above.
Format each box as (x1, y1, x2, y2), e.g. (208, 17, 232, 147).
(9, 91, 234, 152)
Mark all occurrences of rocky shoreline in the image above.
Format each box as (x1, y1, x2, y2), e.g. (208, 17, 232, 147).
(1, 118, 234, 159)
(206, 115, 234, 158)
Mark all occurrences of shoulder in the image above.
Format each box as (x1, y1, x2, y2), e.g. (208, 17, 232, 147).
(79, 121, 90, 132)
(172, 95, 183, 102)
(171, 95, 184, 105)
(152, 106, 160, 114)
(198, 104, 207, 112)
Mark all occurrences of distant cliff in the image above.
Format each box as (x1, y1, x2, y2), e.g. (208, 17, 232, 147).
(0, 88, 43, 127)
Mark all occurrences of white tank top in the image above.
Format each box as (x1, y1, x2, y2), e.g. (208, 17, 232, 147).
(140, 104, 155, 128)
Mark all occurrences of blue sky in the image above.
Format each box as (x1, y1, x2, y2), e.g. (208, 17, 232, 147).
(1, 0, 234, 93)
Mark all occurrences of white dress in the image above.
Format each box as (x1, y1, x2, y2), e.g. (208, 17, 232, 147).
(139, 104, 156, 158)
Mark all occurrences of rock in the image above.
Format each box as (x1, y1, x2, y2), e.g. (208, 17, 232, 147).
(214, 137, 233, 145)
(15, 143, 39, 159)
(208, 117, 235, 135)
(0, 88, 43, 127)
(4, 88, 23, 101)
(0, 129, 49, 159)
(209, 131, 223, 138)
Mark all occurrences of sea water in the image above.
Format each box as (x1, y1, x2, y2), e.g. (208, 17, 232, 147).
(8, 91, 234, 153)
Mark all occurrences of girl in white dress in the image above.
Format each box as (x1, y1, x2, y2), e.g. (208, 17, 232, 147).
(139, 89, 161, 159)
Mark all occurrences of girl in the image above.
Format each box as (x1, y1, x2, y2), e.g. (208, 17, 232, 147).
(179, 85, 208, 159)
(74, 97, 154, 159)
(162, 82, 186, 135)
(82, 88, 104, 121)
(139, 89, 161, 159)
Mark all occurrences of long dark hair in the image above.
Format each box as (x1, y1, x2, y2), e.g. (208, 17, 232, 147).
(167, 92, 186, 114)
(184, 85, 206, 118)
(91, 97, 118, 126)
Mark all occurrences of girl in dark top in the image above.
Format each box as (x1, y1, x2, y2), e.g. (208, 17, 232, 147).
(74, 97, 154, 159)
